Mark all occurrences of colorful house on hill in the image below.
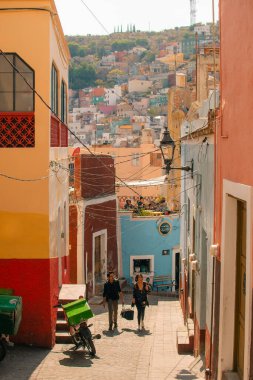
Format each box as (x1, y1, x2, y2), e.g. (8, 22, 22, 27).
(90, 87, 105, 105)
(0, 0, 70, 348)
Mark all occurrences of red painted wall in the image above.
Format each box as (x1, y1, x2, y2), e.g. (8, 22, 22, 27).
(69, 205, 78, 283)
(80, 155, 115, 199)
(0, 258, 59, 348)
(84, 200, 118, 292)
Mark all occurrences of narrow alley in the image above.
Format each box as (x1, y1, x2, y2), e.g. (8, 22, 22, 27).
(0, 295, 204, 380)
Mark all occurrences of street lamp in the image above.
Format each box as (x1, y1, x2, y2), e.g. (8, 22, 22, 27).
(160, 126, 193, 175)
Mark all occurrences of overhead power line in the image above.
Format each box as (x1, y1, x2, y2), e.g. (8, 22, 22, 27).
(0, 49, 142, 196)
(80, 0, 110, 34)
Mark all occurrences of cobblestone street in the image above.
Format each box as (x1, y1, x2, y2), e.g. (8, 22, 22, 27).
(1, 295, 204, 380)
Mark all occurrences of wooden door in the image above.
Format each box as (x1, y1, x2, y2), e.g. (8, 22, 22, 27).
(234, 200, 246, 379)
(175, 252, 180, 292)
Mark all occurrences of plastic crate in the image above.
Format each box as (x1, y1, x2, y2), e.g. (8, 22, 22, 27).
(0, 295, 22, 335)
(62, 299, 94, 326)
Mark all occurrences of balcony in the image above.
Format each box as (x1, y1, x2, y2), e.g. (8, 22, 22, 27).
(0, 112, 35, 148)
(50, 114, 68, 147)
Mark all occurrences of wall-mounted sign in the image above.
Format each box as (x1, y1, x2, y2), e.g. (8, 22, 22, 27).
(162, 249, 170, 255)
(158, 221, 171, 236)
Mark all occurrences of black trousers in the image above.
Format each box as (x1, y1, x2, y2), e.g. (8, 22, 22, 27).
(136, 304, 145, 325)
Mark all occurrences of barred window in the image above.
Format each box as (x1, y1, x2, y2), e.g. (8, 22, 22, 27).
(61, 80, 67, 124)
(51, 64, 58, 115)
(0, 53, 34, 112)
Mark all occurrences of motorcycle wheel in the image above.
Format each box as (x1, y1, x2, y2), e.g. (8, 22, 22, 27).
(0, 341, 6, 361)
(85, 338, 96, 356)
(71, 333, 82, 348)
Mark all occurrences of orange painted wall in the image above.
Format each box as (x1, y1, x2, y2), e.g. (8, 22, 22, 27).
(71, 145, 164, 199)
(216, 0, 253, 246)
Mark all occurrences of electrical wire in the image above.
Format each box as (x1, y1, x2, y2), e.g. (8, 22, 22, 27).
(0, 49, 142, 197)
(79, 0, 110, 35)
(0, 172, 52, 182)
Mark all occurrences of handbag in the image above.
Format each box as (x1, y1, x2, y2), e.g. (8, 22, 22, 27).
(121, 307, 134, 321)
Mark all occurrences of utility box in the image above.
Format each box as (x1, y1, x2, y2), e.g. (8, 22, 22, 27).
(63, 299, 94, 326)
(0, 296, 22, 335)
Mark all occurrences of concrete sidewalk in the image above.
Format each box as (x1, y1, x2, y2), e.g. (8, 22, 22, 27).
(0, 295, 205, 380)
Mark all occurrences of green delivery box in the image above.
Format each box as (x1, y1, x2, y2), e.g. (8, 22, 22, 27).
(0, 295, 22, 335)
(62, 299, 94, 326)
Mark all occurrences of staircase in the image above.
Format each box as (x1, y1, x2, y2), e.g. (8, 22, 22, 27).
(55, 284, 86, 344)
(176, 318, 194, 354)
(55, 305, 72, 344)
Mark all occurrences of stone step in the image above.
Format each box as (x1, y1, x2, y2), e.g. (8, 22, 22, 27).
(56, 308, 65, 320)
(177, 321, 194, 355)
(55, 331, 73, 344)
(56, 319, 69, 332)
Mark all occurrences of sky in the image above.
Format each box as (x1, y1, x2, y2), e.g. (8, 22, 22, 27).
(54, 0, 219, 36)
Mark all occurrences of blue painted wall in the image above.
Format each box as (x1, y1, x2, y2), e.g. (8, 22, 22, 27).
(120, 213, 180, 283)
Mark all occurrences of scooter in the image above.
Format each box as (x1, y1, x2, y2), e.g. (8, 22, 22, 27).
(54, 303, 101, 356)
(70, 321, 100, 356)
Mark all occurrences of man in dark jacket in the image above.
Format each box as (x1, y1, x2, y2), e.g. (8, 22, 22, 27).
(103, 272, 124, 330)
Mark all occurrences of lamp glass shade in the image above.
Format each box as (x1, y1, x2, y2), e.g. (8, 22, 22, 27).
(160, 127, 175, 165)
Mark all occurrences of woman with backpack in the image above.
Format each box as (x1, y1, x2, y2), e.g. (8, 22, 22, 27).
(132, 274, 151, 331)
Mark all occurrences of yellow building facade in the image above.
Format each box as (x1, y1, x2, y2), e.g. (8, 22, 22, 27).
(0, 0, 70, 347)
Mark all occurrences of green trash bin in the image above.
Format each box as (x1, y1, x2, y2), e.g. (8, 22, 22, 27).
(0, 295, 22, 335)
(62, 299, 94, 326)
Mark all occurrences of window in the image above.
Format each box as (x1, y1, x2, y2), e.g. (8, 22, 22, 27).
(61, 80, 67, 124)
(69, 162, 74, 185)
(0, 53, 34, 112)
(51, 64, 58, 115)
(133, 259, 151, 273)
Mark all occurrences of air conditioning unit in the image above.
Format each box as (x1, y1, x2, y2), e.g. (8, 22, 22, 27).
(181, 258, 187, 266)
(191, 260, 199, 271)
(210, 244, 219, 257)
(189, 253, 196, 262)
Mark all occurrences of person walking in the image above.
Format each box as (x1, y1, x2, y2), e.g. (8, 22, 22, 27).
(103, 272, 124, 330)
(132, 274, 150, 331)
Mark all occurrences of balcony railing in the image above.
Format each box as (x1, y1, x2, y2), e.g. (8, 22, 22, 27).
(0, 112, 35, 148)
(50, 114, 68, 147)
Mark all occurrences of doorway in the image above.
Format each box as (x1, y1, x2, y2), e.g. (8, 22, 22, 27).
(94, 235, 102, 283)
(172, 249, 180, 293)
(175, 252, 180, 291)
(218, 180, 252, 380)
(92, 230, 107, 294)
(234, 200, 246, 379)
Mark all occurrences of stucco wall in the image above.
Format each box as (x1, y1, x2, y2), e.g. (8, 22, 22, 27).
(120, 213, 180, 283)
(181, 139, 214, 332)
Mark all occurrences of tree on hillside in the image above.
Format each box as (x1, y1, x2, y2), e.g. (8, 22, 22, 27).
(111, 39, 136, 51)
(140, 51, 156, 63)
(69, 62, 97, 89)
(135, 38, 149, 48)
(107, 69, 125, 85)
(68, 42, 81, 57)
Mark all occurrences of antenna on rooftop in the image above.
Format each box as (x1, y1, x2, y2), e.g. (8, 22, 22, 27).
(190, 0, 197, 26)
